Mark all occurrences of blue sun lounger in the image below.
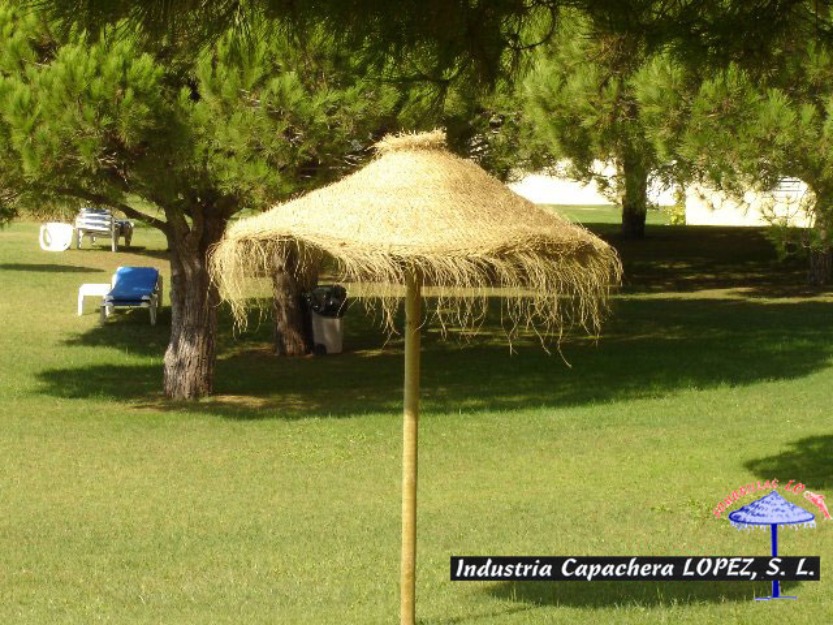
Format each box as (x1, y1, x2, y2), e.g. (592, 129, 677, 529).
(100, 266, 163, 325)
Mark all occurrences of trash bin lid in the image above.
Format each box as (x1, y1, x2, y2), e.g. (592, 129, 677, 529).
(305, 284, 348, 317)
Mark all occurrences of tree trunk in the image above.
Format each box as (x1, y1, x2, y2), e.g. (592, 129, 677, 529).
(808, 210, 833, 286)
(619, 151, 649, 239)
(808, 247, 832, 286)
(272, 247, 318, 356)
(621, 201, 647, 239)
(162, 210, 228, 399)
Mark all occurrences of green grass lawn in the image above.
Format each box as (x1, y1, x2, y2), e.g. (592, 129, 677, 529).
(545, 203, 673, 227)
(1, 217, 832, 624)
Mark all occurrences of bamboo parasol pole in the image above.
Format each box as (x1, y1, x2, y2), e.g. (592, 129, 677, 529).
(400, 269, 421, 625)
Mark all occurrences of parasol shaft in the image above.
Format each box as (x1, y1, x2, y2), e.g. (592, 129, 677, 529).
(401, 271, 422, 625)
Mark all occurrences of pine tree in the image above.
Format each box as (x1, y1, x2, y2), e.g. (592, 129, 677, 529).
(0, 5, 399, 397)
(520, 12, 659, 238)
(638, 15, 833, 285)
(0, 1, 44, 225)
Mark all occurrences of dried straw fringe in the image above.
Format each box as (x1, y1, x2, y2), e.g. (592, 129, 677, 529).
(210, 232, 621, 342)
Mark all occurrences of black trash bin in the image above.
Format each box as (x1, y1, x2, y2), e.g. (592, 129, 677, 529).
(303, 285, 348, 355)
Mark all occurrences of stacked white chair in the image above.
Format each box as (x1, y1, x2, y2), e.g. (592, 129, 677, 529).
(74, 208, 133, 251)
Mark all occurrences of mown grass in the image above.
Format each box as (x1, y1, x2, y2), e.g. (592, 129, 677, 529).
(547, 203, 672, 227)
(1, 216, 832, 625)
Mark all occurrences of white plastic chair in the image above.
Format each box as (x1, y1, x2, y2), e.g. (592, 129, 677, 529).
(39, 222, 74, 252)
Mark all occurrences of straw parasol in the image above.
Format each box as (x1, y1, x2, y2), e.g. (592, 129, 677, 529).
(210, 130, 622, 625)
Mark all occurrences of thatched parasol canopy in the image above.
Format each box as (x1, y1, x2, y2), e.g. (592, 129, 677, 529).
(211, 130, 621, 339)
(209, 130, 622, 625)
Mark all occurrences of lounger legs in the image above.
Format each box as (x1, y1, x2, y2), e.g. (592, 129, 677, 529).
(99, 303, 158, 325)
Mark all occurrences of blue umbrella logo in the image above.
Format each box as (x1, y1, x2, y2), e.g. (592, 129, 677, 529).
(728, 490, 816, 600)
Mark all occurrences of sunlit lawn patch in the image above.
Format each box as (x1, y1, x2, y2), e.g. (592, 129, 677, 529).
(1, 218, 831, 624)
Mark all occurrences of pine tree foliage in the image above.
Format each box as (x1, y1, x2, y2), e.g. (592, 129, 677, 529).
(0, 1, 47, 224)
(30, 1, 833, 92)
(637, 7, 833, 283)
(31, 0, 556, 86)
(520, 11, 659, 238)
(2, 17, 397, 217)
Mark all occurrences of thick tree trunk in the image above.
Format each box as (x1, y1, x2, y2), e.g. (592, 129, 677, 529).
(163, 210, 228, 399)
(807, 210, 833, 286)
(621, 201, 647, 239)
(808, 247, 832, 286)
(272, 247, 318, 356)
(619, 151, 649, 239)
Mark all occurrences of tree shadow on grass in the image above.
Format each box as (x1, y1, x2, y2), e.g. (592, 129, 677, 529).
(0, 263, 104, 273)
(607, 225, 830, 298)
(418, 605, 536, 625)
(61, 305, 281, 358)
(36, 295, 833, 420)
(484, 578, 796, 609)
(745, 435, 833, 491)
(115, 246, 170, 260)
(36, 363, 165, 400)
(62, 307, 172, 356)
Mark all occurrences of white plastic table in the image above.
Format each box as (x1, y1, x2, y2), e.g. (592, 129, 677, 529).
(77, 283, 111, 315)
